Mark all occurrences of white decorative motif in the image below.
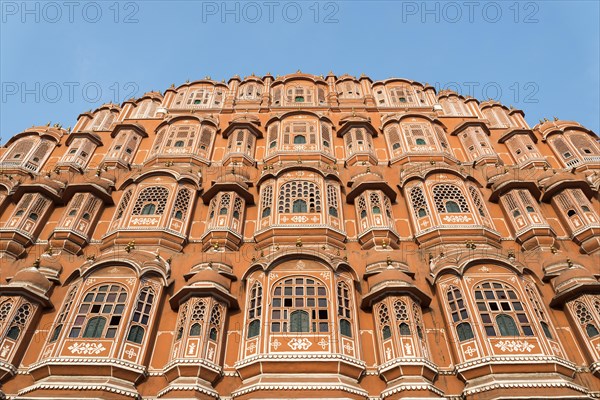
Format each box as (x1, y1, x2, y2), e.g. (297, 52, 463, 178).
(596, 343, 600, 352)
(246, 342, 256, 353)
(1, 345, 9, 358)
(404, 342, 413, 355)
(42, 346, 52, 358)
(126, 278, 136, 286)
(552, 343, 562, 355)
(494, 340, 535, 353)
(187, 343, 196, 355)
(296, 261, 306, 270)
(479, 266, 490, 272)
(68, 342, 106, 355)
(464, 277, 473, 284)
(442, 215, 472, 223)
(318, 338, 329, 349)
(464, 346, 477, 356)
(320, 272, 331, 281)
(85, 278, 97, 286)
(291, 215, 308, 223)
(270, 339, 281, 350)
(385, 347, 392, 360)
(343, 342, 354, 354)
(269, 273, 279, 281)
(130, 217, 159, 225)
(124, 347, 137, 359)
(109, 267, 120, 273)
(208, 347, 215, 359)
(288, 338, 312, 350)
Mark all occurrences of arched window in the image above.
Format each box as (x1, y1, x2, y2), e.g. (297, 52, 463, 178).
(294, 135, 306, 144)
(260, 185, 273, 218)
(293, 199, 307, 213)
(189, 299, 207, 337)
(394, 300, 411, 335)
(132, 186, 169, 216)
(474, 281, 533, 337)
(574, 301, 599, 338)
(433, 184, 470, 214)
(378, 303, 392, 340)
(141, 204, 156, 215)
(409, 185, 430, 219)
(496, 314, 519, 336)
(115, 190, 133, 220)
(49, 285, 79, 343)
(525, 284, 554, 340)
(327, 185, 340, 218)
(447, 286, 474, 341)
(337, 282, 352, 338)
(271, 277, 328, 333)
(5, 303, 31, 340)
(247, 282, 262, 339)
(445, 201, 461, 213)
(208, 304, 222, 341)
(126, 287, 155, 344)
(83, 316, 106, 338)
(172, 188, 191, 221)
(279, 181, 321, 214)
(69, 284, 127, 339)
(0, 301, 14, 335)
(290, 310, 310, 332)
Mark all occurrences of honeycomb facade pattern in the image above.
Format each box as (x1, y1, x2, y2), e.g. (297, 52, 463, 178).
(0, 71, 599, 399)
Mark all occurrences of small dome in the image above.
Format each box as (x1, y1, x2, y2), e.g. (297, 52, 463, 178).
(188, 268, 231, 291)
(10, 266, 53, 294)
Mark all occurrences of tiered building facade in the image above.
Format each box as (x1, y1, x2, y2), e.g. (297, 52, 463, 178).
(0, 72, 599, 399)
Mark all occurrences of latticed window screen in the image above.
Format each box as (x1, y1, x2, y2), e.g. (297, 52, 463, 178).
(0, 300, 14, 335)
(369, 192, 382, 214)
(208, 304, 223, 341)
(570, 133, 600, 155)
(127, 287, 155, 344)
(433, 184, 470, 213)
(550, 136, 575, 160)
(412, 302, 425, 340)
(260, 186, 273, 218)
(525, 284, 553, 339)
(357, 195, 367, 219)
(133, 100, 157, 118)
(5, 303, 32, 340)
(247, 282, 262, 338)
(394, 300, 411, 335)
(403, 123, 436, 147)
(321, 122, 332, 149)
(573, 301, 600, 338)
(474, 281, 533, 337)
(165, 125, 197, 149)
(172, 188, 191, 219)
(468, 186, 489, 219)
(189, 299, 207, 337)
(132, 187, 169, 215)
(327, 185, 339, 217)
(115, 190, 133, 220)
(337, 282, 352, 337)
(389, 86, 414, 105)
(278, 181, 322, 213)
(447, 286, 474, 341)
(233, 197, 243, 219)
(410, 186, 430, 218)
(270, 277, 329, 333)
(174, 303, 189, 341)
(378, 303, 392, 340)
(4, 138, 34, 161)
(70, 284, 127, 339)
(49, 285, 79, 342)
(387, 126, 402, 152)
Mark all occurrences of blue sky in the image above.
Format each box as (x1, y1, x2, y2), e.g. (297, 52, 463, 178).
(1, 0, 598, 141)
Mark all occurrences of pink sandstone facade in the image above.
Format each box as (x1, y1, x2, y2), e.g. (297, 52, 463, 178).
(0, 72, 599, 399)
